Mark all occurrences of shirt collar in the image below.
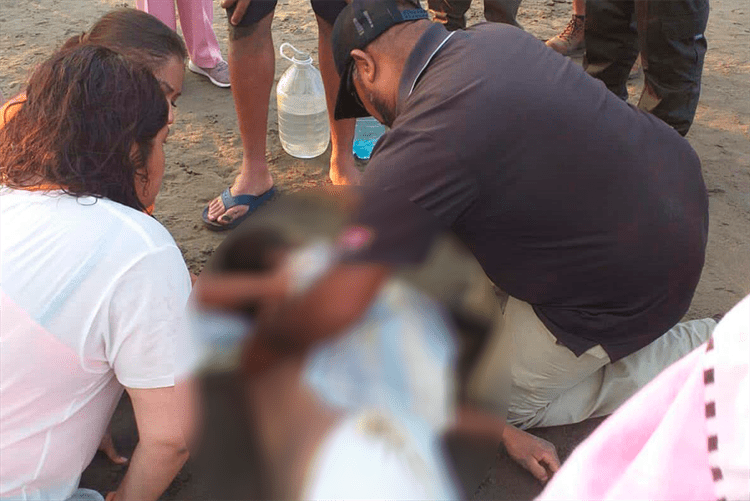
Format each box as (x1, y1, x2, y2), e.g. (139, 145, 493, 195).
(396, 24, 456, 116)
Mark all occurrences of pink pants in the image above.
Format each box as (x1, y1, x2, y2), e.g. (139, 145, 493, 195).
(136, 0, 222, 68)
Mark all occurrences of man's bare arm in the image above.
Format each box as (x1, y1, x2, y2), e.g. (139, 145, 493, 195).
(256, 262, 390, 349)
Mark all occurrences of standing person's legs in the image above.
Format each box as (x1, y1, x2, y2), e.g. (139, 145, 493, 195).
(546, 0, 585, 55)
(428, 0, 522, 30)
(205, 3, 276, 228)
(427, 0, 473, 31)
(176, 0, 224, 70)
(136, 0, 178, 29)
(635, 0, 709, 136)
(483, 0, 523, 28)
(312, 2, 361, 185)
(584, 0, 639, 100)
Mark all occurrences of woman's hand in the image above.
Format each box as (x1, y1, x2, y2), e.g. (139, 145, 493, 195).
(98, 426, 128, 465)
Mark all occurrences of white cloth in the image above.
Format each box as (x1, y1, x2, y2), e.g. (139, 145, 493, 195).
(303, 413, 459, 500)
(304, 280, 458, 433)
(0, 189, 191, 500)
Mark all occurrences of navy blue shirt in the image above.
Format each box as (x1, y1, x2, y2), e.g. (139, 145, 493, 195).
(363, 23, 709, 361)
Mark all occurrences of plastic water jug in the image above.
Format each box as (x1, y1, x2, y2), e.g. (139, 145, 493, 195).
(353, 116, 387, 160)
(276, 43, 330, 159)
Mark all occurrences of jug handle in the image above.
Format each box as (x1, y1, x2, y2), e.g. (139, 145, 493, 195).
(279, 43, 312, 65)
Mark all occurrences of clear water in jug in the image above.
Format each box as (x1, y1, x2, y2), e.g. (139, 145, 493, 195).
(276, 43, 330, 159)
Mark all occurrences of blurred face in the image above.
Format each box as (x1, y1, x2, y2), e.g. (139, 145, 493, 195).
(135, 124, 170, 208)
(154, 56, 184, 125)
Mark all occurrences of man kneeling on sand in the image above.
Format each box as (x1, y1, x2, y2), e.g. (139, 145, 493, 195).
(329, 0, 717, 481)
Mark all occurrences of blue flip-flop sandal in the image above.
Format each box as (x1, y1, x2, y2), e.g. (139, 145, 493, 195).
(202, 186, 276, 231)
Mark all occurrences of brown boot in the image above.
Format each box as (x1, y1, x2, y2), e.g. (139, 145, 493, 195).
(546, 15, 585, 56)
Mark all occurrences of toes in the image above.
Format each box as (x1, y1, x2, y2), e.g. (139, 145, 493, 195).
(208, 204, 248, 226)
(225, 205, 248, 220)
(207, 197, 225, 220)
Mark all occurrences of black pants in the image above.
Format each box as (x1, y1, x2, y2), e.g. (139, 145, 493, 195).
(427, 0, 523, 30)
(584, 0, 709, 136)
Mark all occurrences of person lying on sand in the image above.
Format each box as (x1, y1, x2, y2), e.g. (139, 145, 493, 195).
(189, 188, 560, 496)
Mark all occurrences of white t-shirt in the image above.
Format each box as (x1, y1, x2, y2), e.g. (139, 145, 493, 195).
(0, 189, 191, 500)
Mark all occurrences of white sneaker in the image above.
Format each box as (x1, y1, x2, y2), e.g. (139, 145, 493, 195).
(188, 60, 230, 88)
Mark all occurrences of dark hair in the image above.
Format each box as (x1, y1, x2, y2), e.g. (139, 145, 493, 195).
(61, 8, 187, 73)
(0, 45, 169, 211)
(216, 228, 290, 273)
(208, 228, 292, 316)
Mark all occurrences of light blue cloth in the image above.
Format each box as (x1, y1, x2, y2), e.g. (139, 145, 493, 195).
(304, 280, 458, 432)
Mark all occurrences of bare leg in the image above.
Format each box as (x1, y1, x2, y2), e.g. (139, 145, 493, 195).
(207, 12, 275, 225)
(573, 0, 585, 16)
(316, 15, 361, 186)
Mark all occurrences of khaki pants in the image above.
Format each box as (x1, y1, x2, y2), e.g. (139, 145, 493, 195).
(469, 296, 716, 429)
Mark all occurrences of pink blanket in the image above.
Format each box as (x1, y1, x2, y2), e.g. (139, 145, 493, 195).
(538, 296, 749, 501)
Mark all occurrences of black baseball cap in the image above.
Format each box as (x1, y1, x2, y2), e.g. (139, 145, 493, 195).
(332, 0, 429, 120)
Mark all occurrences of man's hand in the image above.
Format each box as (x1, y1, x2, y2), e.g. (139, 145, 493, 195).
(98, 427, 128, 465)
(221, 0, 252, 26)
(501, 424, 560, 483)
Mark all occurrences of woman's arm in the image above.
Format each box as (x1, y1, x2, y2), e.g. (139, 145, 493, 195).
(108, 386, 189, 501)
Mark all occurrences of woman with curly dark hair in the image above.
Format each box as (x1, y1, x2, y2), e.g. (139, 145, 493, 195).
(0, 46, 191, 501)
(2, 8, 187, 131)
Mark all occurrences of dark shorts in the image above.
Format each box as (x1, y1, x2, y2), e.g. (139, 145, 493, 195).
(226, 0, 348, 40)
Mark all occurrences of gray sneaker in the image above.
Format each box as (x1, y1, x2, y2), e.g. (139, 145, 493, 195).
(546, 15, 585, 56)
(188, 60, 230, 88)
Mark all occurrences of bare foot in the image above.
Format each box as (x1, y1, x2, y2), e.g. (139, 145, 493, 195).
(329, 154, 362, 186)
(206, 165, 274, 226)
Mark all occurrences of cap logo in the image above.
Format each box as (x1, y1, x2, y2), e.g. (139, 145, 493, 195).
(362, 11, 374, 28)
(352, 17, 365, 36)
(337, 225, 374, 252)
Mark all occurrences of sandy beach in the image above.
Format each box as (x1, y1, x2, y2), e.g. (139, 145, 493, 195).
(1, 0, 748, 498)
